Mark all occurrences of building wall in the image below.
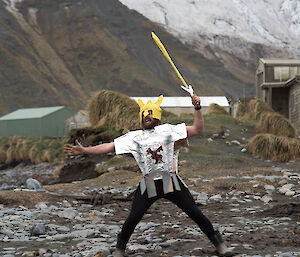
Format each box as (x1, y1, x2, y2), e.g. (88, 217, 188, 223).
(41, 108, 74, 137)
(289, 82, 300, 124)
(65, 112, 90, 131)
(0, 119, 42, 137)
(0, 107, 74, 137)
(162, 106, 230, 115)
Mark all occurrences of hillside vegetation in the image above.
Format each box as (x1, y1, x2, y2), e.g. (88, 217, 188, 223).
(0, 0, 252, 116)
(237, 99, 300, 162)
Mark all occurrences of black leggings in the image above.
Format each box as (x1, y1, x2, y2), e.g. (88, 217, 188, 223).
(117, 177, 215, 249)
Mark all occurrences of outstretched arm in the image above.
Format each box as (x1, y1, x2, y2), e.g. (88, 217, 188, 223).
(186, 94, 204, 138)
(64, 140, 115, 156)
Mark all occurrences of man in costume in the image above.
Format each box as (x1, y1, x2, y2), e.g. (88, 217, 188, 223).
(64, 86, 234, 257)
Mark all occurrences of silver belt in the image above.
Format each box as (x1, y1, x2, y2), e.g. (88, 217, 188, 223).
(139, 171, 188, 198)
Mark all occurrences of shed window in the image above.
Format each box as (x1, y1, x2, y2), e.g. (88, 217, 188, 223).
(274, 66, 300, 81)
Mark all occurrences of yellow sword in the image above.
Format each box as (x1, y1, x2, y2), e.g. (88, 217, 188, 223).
(151, 32, 189, 89)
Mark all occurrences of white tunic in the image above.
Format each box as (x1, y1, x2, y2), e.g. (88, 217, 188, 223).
(114, 123, 188, 197)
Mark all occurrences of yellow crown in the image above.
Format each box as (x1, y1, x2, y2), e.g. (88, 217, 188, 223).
(138, 95, 163, 123)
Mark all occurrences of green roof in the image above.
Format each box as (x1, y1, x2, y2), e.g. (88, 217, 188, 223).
(0, 106, 65, 120)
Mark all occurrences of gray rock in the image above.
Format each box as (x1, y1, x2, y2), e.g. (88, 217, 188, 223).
(61, 208, 78, 219)
(70, 229, 95, 238)
(197, 192, 208, 203)
(138, 222, 158, 232)
(26, 178, 42, 190)
(31, 224, 46, 236)
(279, 253, 294, 257)
(35, 202, 48, 210)
(128, 244, 149, 251)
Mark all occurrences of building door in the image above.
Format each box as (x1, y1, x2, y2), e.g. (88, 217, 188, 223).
(272, 87, 289, 119)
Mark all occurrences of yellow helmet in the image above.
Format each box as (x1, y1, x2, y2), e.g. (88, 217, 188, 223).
(138, 95, 163, 123)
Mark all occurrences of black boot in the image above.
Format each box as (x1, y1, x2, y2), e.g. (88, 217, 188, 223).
(209, 231, 235, 257)
(113, 234, 126, 257)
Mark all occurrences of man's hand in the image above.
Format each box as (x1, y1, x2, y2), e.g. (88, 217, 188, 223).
(191, 94, 201, 109)
(64, 140, 84, 156)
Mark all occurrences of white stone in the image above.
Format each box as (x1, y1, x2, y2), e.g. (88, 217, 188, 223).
(26, 178, 42, 190)
(210, 194, 222, 201)
(261, 195, 272, 204)
(264, 185, 275, 192)
(279, 184, 294, 194)
(285, 191, 295, 196)
(128, 244, 149, 251)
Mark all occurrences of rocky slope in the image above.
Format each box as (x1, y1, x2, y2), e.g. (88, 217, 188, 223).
(1, 0, 254, 116)
(119, 0, 300, 87)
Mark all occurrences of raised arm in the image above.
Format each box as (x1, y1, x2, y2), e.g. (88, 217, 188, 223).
(64, 140, 115, 156)
(186, 94, 204, 138)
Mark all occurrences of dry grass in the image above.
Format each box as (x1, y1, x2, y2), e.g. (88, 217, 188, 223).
(237, 98, 274, 120)
(207, 103, 229, 115)
(235, 102, 248, 118)
(0, 136, 66, 164)
(246, 133, 300, 162)
(87, 90, 140, 131)
(256, 112, 297, 138)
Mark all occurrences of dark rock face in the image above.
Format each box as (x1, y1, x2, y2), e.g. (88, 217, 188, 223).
(0, 0, 254, 116)
(58, 160, 97, 183)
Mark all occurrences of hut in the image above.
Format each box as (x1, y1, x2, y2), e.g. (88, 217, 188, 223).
(256, 58, 300, 123)
(65, 110, 91, 131)
(0, 106, 74, 137)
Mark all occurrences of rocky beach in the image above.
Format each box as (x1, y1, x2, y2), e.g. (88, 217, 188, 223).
(0, 159, 299, 257)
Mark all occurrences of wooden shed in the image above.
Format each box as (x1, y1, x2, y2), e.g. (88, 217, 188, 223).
(65, 110, 91, 131)
(0, 106, 74, 137)
(256, 58, 300, 123)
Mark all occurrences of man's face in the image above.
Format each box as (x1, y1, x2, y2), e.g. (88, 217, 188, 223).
(142, 110, 160, 130)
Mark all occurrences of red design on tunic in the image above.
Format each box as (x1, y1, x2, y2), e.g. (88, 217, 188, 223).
(147, 146, 163, 164)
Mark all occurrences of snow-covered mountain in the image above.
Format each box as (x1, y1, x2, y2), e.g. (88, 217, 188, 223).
(119, 0, 300, 60)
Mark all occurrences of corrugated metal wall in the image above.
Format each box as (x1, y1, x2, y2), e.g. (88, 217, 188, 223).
(0, 107, 74, 137)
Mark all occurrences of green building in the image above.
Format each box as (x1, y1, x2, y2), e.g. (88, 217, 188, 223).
(0, 106, 74, 137)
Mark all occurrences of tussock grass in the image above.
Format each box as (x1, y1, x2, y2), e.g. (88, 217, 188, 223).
(87, 90, 140, 131)
(237, 99, 273, 120)
(256, 112, 297, 138)
(68, 125, 122, 146)
(246, 134, 300, 162)
(0, 136, 66, 164)
(207, 103, 229, 115)
(235, 102, 248, 118)
(236, 99, 299, 162)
